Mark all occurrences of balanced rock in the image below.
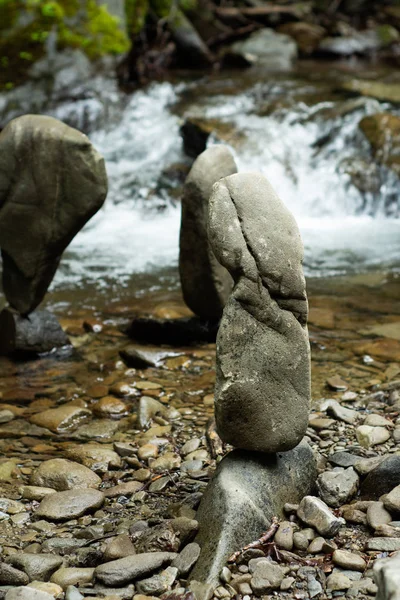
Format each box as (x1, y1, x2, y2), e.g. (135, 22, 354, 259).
(190, 441, 316, 587)
(0, 115, 107, 315)
(208, 172, 310, 452)
(179, 145, 236, 319)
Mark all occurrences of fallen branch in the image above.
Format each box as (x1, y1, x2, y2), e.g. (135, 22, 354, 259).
(228, 517, 279, 562)
(207, 23, 263, 49)
(213, 5, 305, 18)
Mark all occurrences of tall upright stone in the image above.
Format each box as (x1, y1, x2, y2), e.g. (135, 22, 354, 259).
(208, 172, 310, 453)
(0, 115, 108, 315)
(179, 145, 237, 320)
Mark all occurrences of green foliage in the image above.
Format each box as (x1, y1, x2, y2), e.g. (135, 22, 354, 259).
(0, 0, 130, 91)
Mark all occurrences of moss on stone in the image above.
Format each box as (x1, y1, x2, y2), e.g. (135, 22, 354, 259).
(0, 0, 130, 91)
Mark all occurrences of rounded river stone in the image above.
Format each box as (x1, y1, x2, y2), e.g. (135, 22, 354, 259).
(208, 172, 310, 453)
(179, 145, 236, 319)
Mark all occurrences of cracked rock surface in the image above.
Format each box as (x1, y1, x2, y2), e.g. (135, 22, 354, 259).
(208, 172, 310, 452)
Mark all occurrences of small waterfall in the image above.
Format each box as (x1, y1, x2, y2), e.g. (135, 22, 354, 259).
(52, 73, 400, 297)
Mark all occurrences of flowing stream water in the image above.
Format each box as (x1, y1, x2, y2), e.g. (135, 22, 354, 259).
(45, 61, 400, 312)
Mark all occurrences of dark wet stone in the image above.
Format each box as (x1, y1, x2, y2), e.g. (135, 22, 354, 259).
(0, 309, 69, 356)
(179, 146, 236, 319)
(127, 316, 219, 346)
(361, 456, 400, 500)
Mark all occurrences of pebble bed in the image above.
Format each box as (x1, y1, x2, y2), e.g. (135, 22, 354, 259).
(0, 275, 400, 600)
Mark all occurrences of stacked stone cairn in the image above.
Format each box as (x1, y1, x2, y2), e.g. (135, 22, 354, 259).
(0, 115, 107, 355)
(188, 167, 316, 584)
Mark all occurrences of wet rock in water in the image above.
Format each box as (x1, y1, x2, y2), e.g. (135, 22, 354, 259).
(30, 405, 91, 433)
(208, 172, 310, 452)
(340, 79, 400, 104)
(127, 316, 219, 346)
(180, 118, 212, 159)
(228, 29, 297, 69)
(374, 552, 400, 600)
(318, 29, 384, 56)
(94, 552, 177, 586)
(361, 456, 400, 499)
(35, 488, 104, 521)
(0, 308, 70, 356)
(6, 553, 63, 582)
(0, 115, 107, 315)
(190, 441, 316, 586)
(119, 347, 161, 369)
(170, 10, 213, 69)
(179, 145, 236, 320)
(30, 458, 101, 491)
(297, 496, 345, 537)
(317, 467, 359, 508)
(359, 112, 400, 177)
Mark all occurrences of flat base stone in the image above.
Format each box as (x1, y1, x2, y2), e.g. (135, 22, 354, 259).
(190, 440, 317, 587)
(0, 308, 70, 356)
(127, 316, 219, 346)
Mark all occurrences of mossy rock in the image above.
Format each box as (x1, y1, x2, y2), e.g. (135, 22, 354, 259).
(0, 0, 130, 90)
(359, 112, 400, 177)
(340, 79, 400, 104)
(278, 22, 326, 55)
(376, 24, 400, 47)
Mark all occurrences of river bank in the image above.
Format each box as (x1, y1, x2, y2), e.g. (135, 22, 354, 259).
(0, 271, 400, 598)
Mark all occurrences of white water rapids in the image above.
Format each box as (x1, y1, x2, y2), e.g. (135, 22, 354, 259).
(52, 75, 400, 296)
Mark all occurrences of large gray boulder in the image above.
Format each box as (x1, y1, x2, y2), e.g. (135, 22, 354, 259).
(208, 172, 310, 453)
(179, 145, 236, 319)
(374, 552, 400, 600)
(190, 441, 316, 587)
(230, 29, 297, 69)
(0, 114, 107, 315)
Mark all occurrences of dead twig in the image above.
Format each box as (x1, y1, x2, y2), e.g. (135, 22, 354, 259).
(228, 517, 279, 563)
(206, 417, 224, 459)
(207, 23, 263, 49)
(213, 5, 304, 18)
